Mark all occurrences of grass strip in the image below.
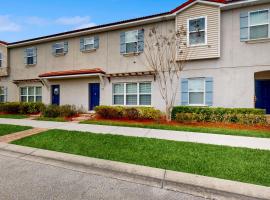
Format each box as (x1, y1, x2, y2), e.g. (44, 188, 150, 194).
(12, 129, 270, 186)
(0, 124, 32, 136)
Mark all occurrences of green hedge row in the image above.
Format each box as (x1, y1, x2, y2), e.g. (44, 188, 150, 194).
(42, 105, 79, 118)
(172, 106, 266, 120)
(0, 102, 45, 114)
(95, 106, 162, 121)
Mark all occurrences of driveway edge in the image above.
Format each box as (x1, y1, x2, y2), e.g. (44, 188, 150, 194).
(0, 142, 269, 200)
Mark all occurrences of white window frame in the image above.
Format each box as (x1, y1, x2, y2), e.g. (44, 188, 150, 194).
(0, 87, 7, 102)
(0, 52, 2, 68)
(125, 30, 139, 53)
(83, 37, 95, 50)
(112, 82, 152, 106)
(54, 42, 65, 55)
(25, 47, 36, 65)
(20, 86, 42, 103)
(248, 9, 270, 40)
(187, 16, 207, 47)
(187, 78, 206, 106)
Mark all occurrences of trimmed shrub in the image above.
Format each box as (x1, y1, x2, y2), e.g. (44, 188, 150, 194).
(42, 104, 79, 118)
(124, 108, 140, 120)
(42, 105, 61, 118)
(0, 102, 21, 114)
(0, 102, 45, 114)
(175, 112, 267, 125)
(95, 106, 162, 121)
(95, 106, 124, 119)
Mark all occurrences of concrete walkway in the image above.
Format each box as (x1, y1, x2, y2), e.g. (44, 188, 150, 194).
(0, 118, 270, 150)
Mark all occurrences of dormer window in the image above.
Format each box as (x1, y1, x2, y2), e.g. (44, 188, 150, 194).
(24, 47, 37, 65)
(52, 42, 68, 56)
(188, 17, 207, 46)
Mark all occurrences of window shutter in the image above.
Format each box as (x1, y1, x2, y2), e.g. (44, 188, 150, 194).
(120, 32, 126, 54)
(138, 29, 144, 52)
(94, 36, 99, 49)
(240, 12, 249, 41)
(64, 41, 68, 53)
(24, 49, 27, 64)
(205, 77, 213, 106)
(80, 38, 85, 51)
(33, 47, 37, 64)
(5, 87, 7, 102)
(181, 79, 189, 105)
(52, 44, 57, 55)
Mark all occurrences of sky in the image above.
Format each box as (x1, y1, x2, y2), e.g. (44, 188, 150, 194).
(0, 0, 185, 42)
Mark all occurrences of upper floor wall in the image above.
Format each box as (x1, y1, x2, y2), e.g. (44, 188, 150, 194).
(176, 3, 220, 60)
(8, 20, 175, 80)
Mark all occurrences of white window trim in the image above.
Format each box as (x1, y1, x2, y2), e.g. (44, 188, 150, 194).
(0, 87, 7, 102)
(125, 30, 139, 53)
(20, 86, 42, 103)
(187, 16, 208, 47)
(187, 78, 206, 106)
(54, 42, 65, 55)
(248, 9, 270, 40)
(112, 82, 152, 106)
(25, 47, 36, 65)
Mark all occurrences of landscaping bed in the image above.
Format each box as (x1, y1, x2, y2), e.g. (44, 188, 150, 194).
(81, 118, 270, 138)
(12, 129, 270, 186)
(0, 124, 32, 136)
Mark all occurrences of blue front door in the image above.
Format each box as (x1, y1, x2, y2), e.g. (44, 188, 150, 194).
(51, 85, 60, 105)
(255, 80, 270, 114)
(89, 83, 100, 110)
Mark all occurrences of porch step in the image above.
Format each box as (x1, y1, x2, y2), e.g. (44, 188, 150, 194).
(71, 113, 95, 122)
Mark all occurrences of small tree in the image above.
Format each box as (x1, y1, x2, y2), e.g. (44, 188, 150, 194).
(144, 26, 188, 121)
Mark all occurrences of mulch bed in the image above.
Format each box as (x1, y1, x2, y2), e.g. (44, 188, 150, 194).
(93, 117, 270, 132)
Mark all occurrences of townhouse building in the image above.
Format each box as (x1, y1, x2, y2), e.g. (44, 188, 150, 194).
(0, 0, 270, 113)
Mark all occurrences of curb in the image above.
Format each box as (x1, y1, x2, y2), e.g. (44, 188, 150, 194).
(0, 143, 269, 200)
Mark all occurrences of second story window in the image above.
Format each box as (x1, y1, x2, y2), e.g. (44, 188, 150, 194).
(250, 10, 269, 40)
(0, 53, 2, 67)
(80, 36, 99, 52)
(24, 47, 37, 65)
(120, 29, 144, 54)
(52, 42, 68, 56)
(188, 17, 207, 46)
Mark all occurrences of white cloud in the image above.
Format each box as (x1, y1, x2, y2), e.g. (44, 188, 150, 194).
(25, 16, 49, 26)
(75, 22, 96, 29)
(0, 15, 21, 32)
(55, 16, 91, 25)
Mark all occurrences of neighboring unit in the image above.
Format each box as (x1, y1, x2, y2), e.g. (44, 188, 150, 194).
(0, 0, 270, 114)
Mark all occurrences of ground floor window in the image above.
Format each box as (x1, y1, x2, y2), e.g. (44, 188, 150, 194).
(20, 86, 42, 102)
(0, 87, 7, 102)
(113, 82, 151, 106)
(188, 78, 205, 105)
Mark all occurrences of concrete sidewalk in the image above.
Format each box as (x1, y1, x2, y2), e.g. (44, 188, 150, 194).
(0, 118, 270, 150)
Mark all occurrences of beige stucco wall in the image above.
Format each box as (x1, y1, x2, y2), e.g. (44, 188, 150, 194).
(176, 3, 220, 60)
(1, 2, 270, 111)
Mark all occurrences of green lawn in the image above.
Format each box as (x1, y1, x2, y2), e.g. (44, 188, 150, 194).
(0, 124, 32, 136)
(12, 129, 270, 186)
(0, 114, 28, 119)
(35, 117, 68, 122)
(81, 120, 270, 138)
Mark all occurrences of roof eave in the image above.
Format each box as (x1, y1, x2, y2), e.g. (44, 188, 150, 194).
(221, 0, 269, 10)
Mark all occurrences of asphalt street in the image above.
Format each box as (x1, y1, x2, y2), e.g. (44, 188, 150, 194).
(0, 154, 203, 200)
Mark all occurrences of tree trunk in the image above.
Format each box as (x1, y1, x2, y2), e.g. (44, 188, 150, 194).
(165, 105, 172, 121)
